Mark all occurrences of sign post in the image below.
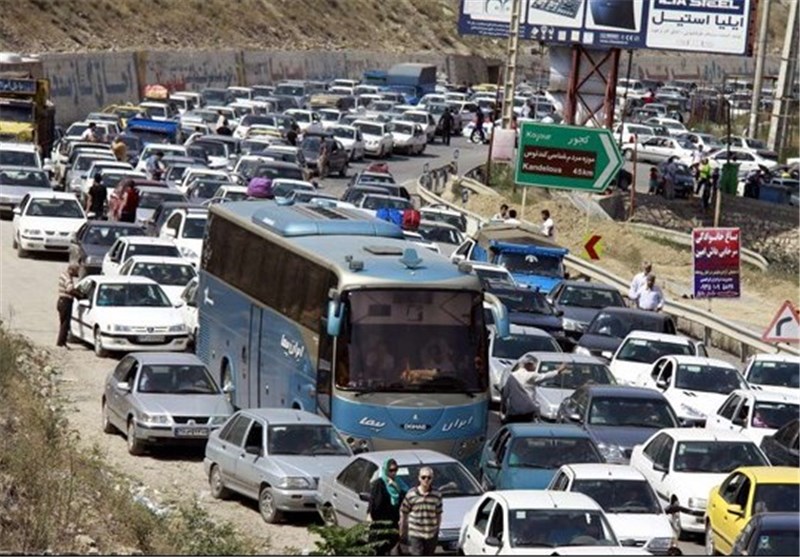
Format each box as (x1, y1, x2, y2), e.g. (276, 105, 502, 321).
(692, 227, 741, 299)
(514, 122, 623, 192)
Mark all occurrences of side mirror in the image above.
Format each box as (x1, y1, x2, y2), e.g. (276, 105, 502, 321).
(727, 504, 744, 517)
(485, 458, 500, 469)
(485, 536, 502, 548)
(358, 492, 371, 503)
(653, 462, 668, 473)
(116, 381, 131, 391)
(245, 445, 261, 456)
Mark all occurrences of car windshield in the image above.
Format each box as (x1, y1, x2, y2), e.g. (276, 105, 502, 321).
(182, 217, 207, 239)
(493, 334, 560, 359)
(586, 312, 670, 337)
(336, 290, 487, 393)
(616, 339, 693, 364)
(83, 224, 143, 246)
(0, 169, 49, 187)
(589, 396, 677, 428)
(26, 198, 83, 218)
(509, 509, 617, 548)
(384, 462, 481, 498)
(537, 363, 616, 389)
(572, 479, 661, 515)
(125, 244, 181, 260)
(508, 437, 602, 468)
(752, 484, 800, 514)
(267, 424, 350, 456)
(673, 441, 767, 473)
(495, 252, 563, 278)
(139, 191, 186, 209)
(557, 286, 625, 309)
(137, 364, 219, 394)
(355, 123, 383, 136)
(131, 262, 196, 286)
(95, 283, 171, 307)
(752, 530, 800, 556)
(674, 364, 746, 394)
(747, 361, 799, 389)
(752, 402, 799, 430)
(496, 290, 554, 315)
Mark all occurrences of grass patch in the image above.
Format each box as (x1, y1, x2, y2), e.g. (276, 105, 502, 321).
(0, 324, 257, 555)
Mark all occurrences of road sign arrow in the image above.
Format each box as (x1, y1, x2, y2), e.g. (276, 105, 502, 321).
(584, 234, 602, 260)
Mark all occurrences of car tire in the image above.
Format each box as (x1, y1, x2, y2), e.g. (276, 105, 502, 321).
(209, 464, 231, 500)
(126, 418, 145, 456)
(93, 328, 108, 358)
(102, 399, 116, 434)
(258, 485, 281, 524)
(319, 503, 337, 527)
(705, 521, 718, 555)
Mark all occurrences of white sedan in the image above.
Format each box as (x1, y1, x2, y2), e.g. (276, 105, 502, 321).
(70, 275, 190, 357)
(636, 355, 748, 426)
(458, 490, 651, 555)
(705, 388, 799, 444)
(629, 428, 770, 538)
(12, 191, 86, 257)
(389, 120, 427, 155)
(117, 255, 198, 306)
(329, 125, 366, 161)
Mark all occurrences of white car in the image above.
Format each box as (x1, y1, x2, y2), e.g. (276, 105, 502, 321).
(102, 236, 181, 276)
(352, 120, 393, 158)
(742, 353, 799, 396)
(329, 125, 365, 161)
(12, 191, 86, 257)
(706, 388, 800, 444)
(547, 464, 677, 556)
(644, 117, 688, 137)
(401, 110, 437, 142)
(629, 428, 770, 537)
(707, 147, 778, 173)
(636, 355, 748, 426)
(389, 120, 427, 155)
(157, 207, 207, 267)
(609, 331, 706, 386)
(458, 490, 651, 555)
(69, 275, 190, 357)
(177, 276, 199, 344)
(117, 255, 198, 306)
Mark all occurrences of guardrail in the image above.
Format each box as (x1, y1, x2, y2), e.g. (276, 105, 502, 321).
(416, 171, 800, 360)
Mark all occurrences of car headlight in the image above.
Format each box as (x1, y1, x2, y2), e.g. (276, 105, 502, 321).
(168, 324, 187, 333)
(687, 497, 707, 510)
(562, 317, 585, 332)
(111, 324, 132, 332)
(680, 403, 704, 418)
(139, 413, 171, 425)
(646, 537, 677, 551)
(573, 345, 592, 356)
(278, 477, 312, 489)
(179, 246, 198, 260)
(22, 229, 42, 236)
(596, 442, 627, 464)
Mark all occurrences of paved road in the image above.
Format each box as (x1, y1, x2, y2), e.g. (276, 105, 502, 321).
(0, 134, 708, 555)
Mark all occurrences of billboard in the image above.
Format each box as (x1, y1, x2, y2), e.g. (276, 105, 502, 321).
(458, 0, 755, 56)
(692, 227, 741, 299)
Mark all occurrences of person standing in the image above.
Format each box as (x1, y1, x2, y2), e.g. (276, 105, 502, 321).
(368, 458, 408, 556)
(399, 466, 443, 556)
(541, 209, 555, 238)
(439, 107, 454, 146)
(85, 173, 107, 219)
(628, 261, 652, 304)
(56, 264, 80, 348)
(637, 274, 665, 312)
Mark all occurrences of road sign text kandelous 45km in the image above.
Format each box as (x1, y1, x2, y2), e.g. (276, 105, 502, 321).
(514, 122, 623, 192)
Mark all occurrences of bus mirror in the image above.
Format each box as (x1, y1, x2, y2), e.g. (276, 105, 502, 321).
(484, 292, 510, 339)
(327, 300, 343, 337)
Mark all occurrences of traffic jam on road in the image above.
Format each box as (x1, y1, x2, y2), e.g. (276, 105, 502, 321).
(1, 53, 799, 557)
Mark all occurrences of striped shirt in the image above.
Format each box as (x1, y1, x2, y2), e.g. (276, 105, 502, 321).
(400, 486, 442, 540)
(58, 271, 75, 299)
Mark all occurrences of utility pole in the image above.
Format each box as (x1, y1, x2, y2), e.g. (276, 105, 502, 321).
(747, 0, 771, 138)
(768, 0, 799, 153)
(500, 0, 522, 130)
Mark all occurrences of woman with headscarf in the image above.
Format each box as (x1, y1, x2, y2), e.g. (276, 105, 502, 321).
(368, 458, 407, 555)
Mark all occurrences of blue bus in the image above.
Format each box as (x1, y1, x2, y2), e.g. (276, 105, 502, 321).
(197, 201, 509, 466)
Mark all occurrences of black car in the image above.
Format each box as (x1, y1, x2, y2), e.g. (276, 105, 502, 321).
(760, 419, 799, 467)
(575, 307, 677, 361)
(547, 280, 626, 340)
(731, 512, 800, 556)
(300, 134, 348, 178)
(69, 220, 145, 277)
(557, 384, 679, 464)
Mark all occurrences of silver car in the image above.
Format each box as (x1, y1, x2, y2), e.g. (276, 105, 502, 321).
(204, 408, 353, 523)
(316, 449, 483, 553)
(499, 352, 616, 423)
(101, 352, 233, 455)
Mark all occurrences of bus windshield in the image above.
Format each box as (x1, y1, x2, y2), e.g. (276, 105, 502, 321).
(336, 290, 487, 393)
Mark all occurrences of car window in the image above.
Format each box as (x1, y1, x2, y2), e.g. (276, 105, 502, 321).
(220, 415, 251, 447)
(473, 497, 495, 534)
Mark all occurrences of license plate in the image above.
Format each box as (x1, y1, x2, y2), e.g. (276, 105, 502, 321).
(175, 427, 208, 438)
(137, 335, 165, 343)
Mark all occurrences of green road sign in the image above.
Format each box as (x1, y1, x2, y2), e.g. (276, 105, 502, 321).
(514, 122, 623, 192)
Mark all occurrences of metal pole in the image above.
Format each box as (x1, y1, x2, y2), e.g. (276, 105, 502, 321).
(768, 0, 799, 152)
(748, 0, 771, 138)
(500, 0, 523, 130)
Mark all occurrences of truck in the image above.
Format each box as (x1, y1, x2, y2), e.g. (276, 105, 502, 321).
(0, 74, 56, 156)
(450, 221, 569, 292)
(384, 63, 437, 105)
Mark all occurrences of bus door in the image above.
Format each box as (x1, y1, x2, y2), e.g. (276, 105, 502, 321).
(247, 306, 263, 408)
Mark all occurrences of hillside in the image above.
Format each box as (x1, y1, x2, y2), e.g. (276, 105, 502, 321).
(0, 0, 503, 56)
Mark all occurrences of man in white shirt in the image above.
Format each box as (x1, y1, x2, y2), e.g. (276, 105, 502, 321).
(628, 261, 652, 303)
(541, 209, 555, 238)
(637, 274, 665, 311)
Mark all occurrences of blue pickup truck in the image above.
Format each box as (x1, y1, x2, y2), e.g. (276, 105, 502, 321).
(450, 222, 569, 292)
